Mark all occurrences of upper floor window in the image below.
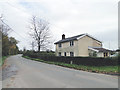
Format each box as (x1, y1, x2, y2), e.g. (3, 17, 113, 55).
(70, 41, 74, 46)
(58, 43, 62, 47)
(70, 52, 74, 57)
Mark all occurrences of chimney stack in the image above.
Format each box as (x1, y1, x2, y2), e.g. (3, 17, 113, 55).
(62, 34, 65, 39)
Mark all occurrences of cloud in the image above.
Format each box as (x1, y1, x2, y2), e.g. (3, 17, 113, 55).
(0, 0, 119, 50)
(0, 1, 32, 50)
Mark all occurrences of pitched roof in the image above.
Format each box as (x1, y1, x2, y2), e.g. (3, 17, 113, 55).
(54, 34, 84, 44)
(54, 33, 102, 44)
(88, 47, 113, 53)
(116, 49, 120, 52)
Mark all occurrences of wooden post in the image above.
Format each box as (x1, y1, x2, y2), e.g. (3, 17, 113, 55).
(70, 61, 73, 64)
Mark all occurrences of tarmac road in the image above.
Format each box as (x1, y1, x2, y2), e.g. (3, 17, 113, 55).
(2, 55, 118, 88)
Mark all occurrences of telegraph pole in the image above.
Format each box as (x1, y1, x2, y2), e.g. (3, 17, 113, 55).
(109, 42, 110, 49)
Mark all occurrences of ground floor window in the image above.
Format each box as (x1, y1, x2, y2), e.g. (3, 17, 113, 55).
(70, 52, 74, 57)
(89, 51, 97, 57)
(64, 52, 66, 56)
(59, 52, 61, 56)
(104, 52, 108, 57)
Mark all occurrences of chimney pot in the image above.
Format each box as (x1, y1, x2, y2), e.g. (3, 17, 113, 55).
(62, 34, 65, 39)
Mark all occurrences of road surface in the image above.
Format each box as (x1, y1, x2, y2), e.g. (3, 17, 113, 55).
(2, 55, 118, 88)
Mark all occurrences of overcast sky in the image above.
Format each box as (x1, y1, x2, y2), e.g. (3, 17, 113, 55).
(0, 0, 119, 51)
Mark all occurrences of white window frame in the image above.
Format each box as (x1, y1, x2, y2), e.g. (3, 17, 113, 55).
(70, 41, 74, 46)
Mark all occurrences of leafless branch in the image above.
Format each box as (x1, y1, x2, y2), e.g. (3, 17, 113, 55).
(28, 15, 52, 52)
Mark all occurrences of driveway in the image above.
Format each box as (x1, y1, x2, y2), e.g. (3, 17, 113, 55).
(2, 55, 118, 88)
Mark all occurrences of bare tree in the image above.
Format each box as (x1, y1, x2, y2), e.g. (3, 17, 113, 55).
(0, 15, 11, 36)
(29, 16, 52, 52)
(31, 41, 35, 51)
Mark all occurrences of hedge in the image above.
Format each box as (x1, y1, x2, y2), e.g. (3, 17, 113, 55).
(23, 52, 118, 66)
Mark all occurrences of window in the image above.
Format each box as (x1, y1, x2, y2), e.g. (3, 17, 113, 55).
(106, 53, 108, 56)
(64, 52, 66, 56)
(59, 52, 61, 56)
(70, 52, 74, 57)
(59, 43, 62, 47)
(70, 41, 74, 46)
(104, 52, 108, 57)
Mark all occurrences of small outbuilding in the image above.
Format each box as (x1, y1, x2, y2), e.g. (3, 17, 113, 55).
(88, 47, 113, 58)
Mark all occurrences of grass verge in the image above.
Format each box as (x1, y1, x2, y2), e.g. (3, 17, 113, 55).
(0, 56, 8, 66)
(23, 55, 119, 75)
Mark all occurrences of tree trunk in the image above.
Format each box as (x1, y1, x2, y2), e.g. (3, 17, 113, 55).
(38, 43, 40, 52)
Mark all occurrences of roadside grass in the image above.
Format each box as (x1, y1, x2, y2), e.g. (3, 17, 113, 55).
(23, 56, 118, 75)
(0, 56, 8, 66)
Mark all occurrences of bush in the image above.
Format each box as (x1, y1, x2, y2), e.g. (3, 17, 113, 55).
(23, 50, 55, 58)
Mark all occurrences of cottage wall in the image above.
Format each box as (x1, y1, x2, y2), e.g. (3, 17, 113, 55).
(78, 36, 102, 56)
(55, 35, 102, 57)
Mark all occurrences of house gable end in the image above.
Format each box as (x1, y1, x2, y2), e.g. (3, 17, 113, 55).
(77, 34, 102, 45)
